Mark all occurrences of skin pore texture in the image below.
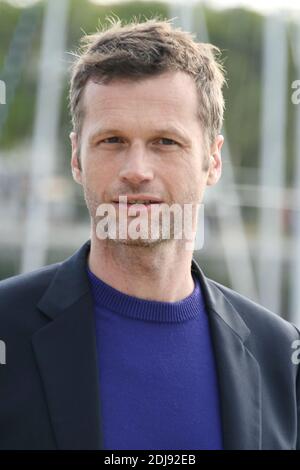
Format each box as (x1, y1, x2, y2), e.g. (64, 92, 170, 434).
(70, 70, 223, 302)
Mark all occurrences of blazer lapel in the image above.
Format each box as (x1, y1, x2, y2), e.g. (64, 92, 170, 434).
(192, 258, 262, 450)
(31, 241, 102, 450)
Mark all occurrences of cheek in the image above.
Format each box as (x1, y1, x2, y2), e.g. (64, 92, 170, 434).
(176, 155, 204, 185)
(83, 157, 115, 186)
(184, 164, 207, 202)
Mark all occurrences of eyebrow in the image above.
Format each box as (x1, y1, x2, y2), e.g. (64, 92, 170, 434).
(88, 125, 191, 144)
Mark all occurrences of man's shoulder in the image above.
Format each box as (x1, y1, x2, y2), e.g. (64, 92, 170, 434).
(0, 262, 64, 341)
(207, 277, 300, 340)
(0, 262, 61, 311)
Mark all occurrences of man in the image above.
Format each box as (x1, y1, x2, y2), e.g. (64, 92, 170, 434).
(0, 18, 299, 450)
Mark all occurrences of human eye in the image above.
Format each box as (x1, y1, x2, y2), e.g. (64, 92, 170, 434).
(100, 136, 124, 144)
(157, 138, 178, 146)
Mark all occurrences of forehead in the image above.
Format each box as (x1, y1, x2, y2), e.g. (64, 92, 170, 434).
(80, 71, 200, 132)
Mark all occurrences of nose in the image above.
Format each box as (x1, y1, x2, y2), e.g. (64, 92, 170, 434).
(118, 143, 154, 186)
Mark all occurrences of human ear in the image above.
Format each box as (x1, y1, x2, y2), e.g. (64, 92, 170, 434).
(70, 132, 82, 185)
(207, 135, 224, 186)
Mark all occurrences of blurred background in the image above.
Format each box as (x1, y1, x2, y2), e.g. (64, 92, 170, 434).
(1, 0, 300, 326)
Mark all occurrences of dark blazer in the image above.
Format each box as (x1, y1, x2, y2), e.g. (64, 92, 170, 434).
(0, 239, 299, 450)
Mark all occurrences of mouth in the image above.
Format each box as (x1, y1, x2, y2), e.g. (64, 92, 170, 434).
(113, 201, 162, 205)
(112, 195, 163, 205)
(112, 196, 163, 213)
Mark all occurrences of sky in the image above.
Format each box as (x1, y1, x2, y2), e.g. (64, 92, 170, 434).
(3, 0, 300, 14)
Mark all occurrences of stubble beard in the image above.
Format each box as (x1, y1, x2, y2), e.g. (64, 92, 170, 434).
(83, 185, 199, 248)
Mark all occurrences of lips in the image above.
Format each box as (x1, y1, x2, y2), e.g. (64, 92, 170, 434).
(115, 201, 161, 205)
(112, 195, 163, 205)
(111, 196, 163, 216)
(112, 201, 162, 209)
(123, 201, 159, 205)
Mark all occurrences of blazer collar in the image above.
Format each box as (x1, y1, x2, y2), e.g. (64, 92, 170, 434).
(191, 257, 251, 344)
(191, 257, 262, 449)
(32, 240, 261, 450)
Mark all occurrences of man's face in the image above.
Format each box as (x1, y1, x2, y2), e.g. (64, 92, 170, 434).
(70, 70, 223, 247)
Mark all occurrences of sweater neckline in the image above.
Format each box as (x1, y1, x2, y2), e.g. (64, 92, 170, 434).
(86, 265, 204, 323)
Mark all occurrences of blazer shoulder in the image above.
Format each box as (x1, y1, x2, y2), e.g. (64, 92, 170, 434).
(0, 262, 61, 312)
(208, 278, 300, 340)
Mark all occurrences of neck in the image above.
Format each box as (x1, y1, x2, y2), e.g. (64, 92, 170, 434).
(88, 231, 195, 302)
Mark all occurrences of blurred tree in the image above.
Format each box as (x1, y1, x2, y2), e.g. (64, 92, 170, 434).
(0, 1, 295, 187)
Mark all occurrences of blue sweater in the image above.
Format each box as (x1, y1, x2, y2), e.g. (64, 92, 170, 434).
(87, 266, 223, 450)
